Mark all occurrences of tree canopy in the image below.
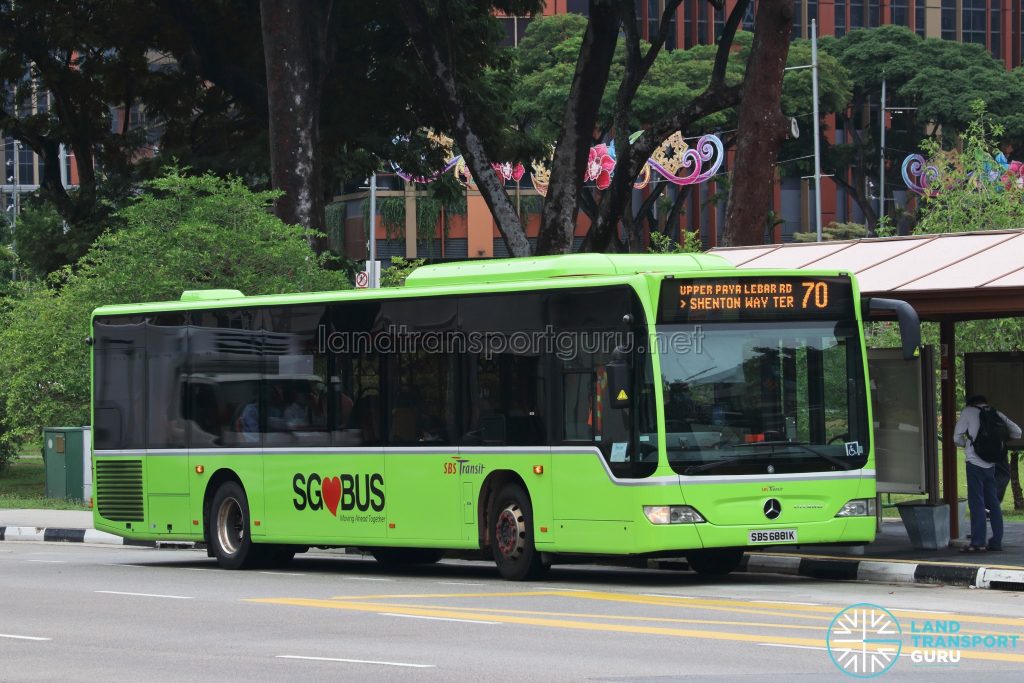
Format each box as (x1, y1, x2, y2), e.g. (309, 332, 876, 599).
(821, 25, 1024, 230)
(0, 169, 349, 455)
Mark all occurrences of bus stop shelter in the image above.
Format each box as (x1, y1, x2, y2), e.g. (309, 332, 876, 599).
(711, 228, 1024, 539)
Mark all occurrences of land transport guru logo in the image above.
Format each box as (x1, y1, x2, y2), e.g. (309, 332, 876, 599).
(826, 602, 1022, 677)
(827, 603, 902, 677)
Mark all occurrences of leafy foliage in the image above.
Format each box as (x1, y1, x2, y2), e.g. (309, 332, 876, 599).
(914, 102, 1024, 233)
(0, 168, 350, 452)
(819, 26, 1024, 228)
(380, 256, 426, 287)
(648, 230, 700, 254)
(792, 222, 868, 243)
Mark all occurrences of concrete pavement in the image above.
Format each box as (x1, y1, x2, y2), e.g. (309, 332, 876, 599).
(3, 507, 1024, 590)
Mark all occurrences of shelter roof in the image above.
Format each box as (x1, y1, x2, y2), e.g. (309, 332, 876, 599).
(710, 229, 1024, 320)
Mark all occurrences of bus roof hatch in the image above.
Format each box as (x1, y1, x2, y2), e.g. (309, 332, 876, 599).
(180, 289, 246, 302)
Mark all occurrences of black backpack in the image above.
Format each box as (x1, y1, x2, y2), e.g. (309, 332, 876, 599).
(970, 405, 1009, 464)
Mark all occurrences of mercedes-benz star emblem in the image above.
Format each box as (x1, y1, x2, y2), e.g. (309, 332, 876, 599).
(763, 498, 782, 520)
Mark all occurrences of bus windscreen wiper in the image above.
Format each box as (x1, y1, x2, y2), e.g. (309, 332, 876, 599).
(683, 454, 760, 476)
(683, 441, 853, 475)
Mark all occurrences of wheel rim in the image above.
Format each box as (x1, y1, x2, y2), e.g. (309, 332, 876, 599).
(495, 503, 525, 560)
(216, 496, 243, 556)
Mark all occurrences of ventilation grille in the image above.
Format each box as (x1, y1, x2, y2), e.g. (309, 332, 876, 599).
(96, 460, 144, 522)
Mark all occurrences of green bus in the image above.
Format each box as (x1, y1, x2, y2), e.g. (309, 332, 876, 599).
(90, 253, 919, 580)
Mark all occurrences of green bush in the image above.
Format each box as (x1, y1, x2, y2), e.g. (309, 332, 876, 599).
(0, 168, 350, 454)
(792, 221, 868, 242)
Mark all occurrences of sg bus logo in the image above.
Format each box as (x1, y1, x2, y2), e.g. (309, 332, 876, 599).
(292, 473, 385, 516)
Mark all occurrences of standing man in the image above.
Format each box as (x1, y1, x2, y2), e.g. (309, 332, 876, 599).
(954, 394, 1022, 552)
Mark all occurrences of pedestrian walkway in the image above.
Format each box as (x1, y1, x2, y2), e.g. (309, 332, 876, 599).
(3, 507, 1023, 589)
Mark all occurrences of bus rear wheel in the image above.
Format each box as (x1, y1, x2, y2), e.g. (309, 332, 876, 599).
(209, 481, 259, 570)
(489, 484, 547, 581)
(686, 548, 744, 576)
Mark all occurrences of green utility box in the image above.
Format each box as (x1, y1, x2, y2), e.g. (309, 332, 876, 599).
(43, 427, 92, 501)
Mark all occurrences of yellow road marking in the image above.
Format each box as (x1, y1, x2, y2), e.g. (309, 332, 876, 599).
(249, 596, 1024, 663)
(357, 602, 826, 632)
(330, 591, 560, 600)
(365, 602, 1024, 640)
(331, 590, 1024, 628)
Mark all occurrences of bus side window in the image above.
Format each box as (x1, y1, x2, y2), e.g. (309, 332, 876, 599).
(562, 371, 595, 441)
(465, 353, 546, 446)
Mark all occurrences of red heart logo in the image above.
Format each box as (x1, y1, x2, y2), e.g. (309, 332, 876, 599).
(322, 476, 341, 516)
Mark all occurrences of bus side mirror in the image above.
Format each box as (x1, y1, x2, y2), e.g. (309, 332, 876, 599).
(607, 346, 632, 409)
(863, 297, 921, 361)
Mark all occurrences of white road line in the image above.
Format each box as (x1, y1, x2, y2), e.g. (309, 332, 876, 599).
(379, 612, 499, 625)
(751, 600, 822, 606)
(436, 581, 485, 587)
(343, 576, 393, 582)
(258, 571, 305, 576)
(759, 644, 828, 652)
(761, 643, 915, 659)
(102, 563, 146, 568)
(0, 634, 51, 641)
(27, 560, 67, 564)
(641, 593, 696, 599)
(181, 567, 215, 572)
(95, 590, 194, 600)
(276, 655, 435, 668)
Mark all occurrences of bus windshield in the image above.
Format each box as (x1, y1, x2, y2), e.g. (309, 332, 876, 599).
(654, 319, 869, 476)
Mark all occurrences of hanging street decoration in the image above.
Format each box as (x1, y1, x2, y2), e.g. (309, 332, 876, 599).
(901, 154, 939, 196)
(903, 150, 1024, 197)
(390, 130, 725, 196)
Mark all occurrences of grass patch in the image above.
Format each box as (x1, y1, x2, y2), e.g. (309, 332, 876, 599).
(884, 448, 1024, 522)
(0, 457, 90, 510)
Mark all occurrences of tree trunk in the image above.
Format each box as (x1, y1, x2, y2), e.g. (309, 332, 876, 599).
(584, 0, 747, 253)
(397, 0, 530, 257)
(260, 0, 330, 250)
(722, 0, 795, 246)
(535, 1, 620, 256)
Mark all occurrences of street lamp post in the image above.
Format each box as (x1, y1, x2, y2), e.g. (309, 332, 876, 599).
(811, 19, 823, 242)
(368, 172, 377, 288)
(879, 79, 886, 224)
(11, 138, 20, 234)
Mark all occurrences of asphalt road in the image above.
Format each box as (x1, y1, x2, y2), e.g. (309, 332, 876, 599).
(2, 543, 1024, 681)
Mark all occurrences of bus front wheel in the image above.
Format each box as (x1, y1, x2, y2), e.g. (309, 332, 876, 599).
(686, 548, 744, 576)
(209, 481, 258, 570)
(489, 484, 547, 581)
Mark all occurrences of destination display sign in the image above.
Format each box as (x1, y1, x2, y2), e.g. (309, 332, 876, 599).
(658, 275, 855, 323)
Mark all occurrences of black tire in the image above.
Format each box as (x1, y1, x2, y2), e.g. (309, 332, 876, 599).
(209, 481, 259, 570)
(259, 545, 297, 569)
(371, 548, 445, 567)
(686, 548, 744, 576)
(489, 483, 547, 581)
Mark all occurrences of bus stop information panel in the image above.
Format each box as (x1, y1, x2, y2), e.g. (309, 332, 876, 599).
(658, 276, 855, 323)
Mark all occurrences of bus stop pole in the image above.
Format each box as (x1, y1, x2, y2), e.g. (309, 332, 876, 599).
(940, 320, 959, 539)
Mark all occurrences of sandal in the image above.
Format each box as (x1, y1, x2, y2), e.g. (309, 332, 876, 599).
(960, 545, 987, 553)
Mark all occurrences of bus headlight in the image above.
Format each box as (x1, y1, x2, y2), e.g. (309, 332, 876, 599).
(835, 499, 876, 517)
(643, 505, 706, 525)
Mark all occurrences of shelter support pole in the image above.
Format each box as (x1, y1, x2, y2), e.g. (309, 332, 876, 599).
(940, 319, 958, 539)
